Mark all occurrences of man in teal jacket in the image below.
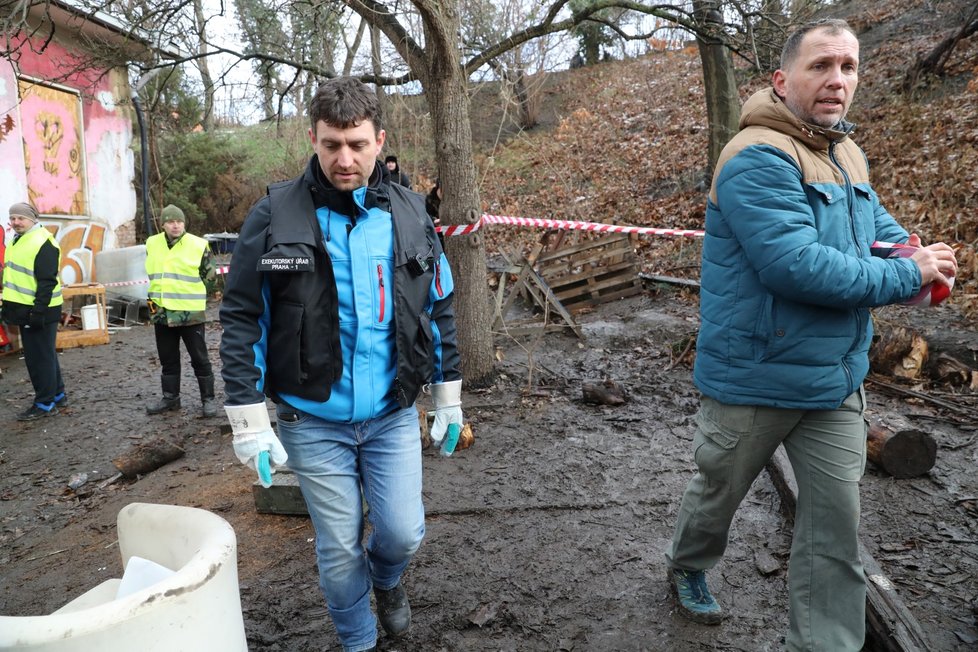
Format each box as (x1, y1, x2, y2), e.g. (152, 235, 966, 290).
(664, 19, 958, 651)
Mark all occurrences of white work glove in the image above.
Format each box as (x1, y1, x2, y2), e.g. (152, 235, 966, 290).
(428, 380, 464, 457)
(225, 403, 288, 487)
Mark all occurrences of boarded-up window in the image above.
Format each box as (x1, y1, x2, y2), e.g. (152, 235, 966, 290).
(18, 78, 88, 216)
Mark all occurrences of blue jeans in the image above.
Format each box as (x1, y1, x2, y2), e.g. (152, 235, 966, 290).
(276, 404, 425, 652)
(666, 388, 867, 651)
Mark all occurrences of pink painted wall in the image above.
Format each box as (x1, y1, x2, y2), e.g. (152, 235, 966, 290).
(0, 30, 138, 286)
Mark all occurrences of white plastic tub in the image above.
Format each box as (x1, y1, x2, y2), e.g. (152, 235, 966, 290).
(0, 502, 248, 651)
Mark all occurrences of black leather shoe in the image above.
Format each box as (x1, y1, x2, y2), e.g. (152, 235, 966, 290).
(375, 582, 411, 637)
(17, 404, 58, 421)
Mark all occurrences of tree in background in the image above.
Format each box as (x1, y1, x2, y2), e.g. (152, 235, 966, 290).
(694, 0, 740, 177)
(569, 0, 622, 65)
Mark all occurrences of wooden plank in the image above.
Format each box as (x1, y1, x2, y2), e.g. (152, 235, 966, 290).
(56, 329, 110, 350)
(554, 275, 643, 301)
(536, 234, 633, 262)
(525, 268, 584, 339)
(639, 273, 701, 289)
(538, 244, 635, 275)
(766, 447, 931, 652)
(493, 254, 583, 340)
(492, 323, 571, 337)
(493, 271, 510, 329)
(547, 261, 639, 290)
(559, 286, 646, 312)
(497, 263, 534, 321)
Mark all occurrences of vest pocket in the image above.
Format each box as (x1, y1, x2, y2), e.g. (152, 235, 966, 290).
(269, 301, 308, 387)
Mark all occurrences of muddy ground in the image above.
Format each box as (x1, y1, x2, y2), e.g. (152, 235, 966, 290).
(1, 287, 976, 651)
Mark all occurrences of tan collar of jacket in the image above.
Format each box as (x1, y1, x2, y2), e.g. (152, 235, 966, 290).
(739, 88, 853, 150)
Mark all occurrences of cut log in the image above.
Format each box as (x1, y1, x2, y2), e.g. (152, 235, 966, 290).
(419, 410, 474, 452)
(866, 424, 937, 479)
(870, 323, 928, 379)
(582, 379, 628, 406)
(928, 352, 976, 387)
(112, 437, 185, 478)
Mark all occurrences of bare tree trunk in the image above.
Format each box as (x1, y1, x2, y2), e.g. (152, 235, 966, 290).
(421, 9, 495, 387)
(348, 16, 367, 76)
(369, 23, 386, 114)
(694, 0, 741, 177)
(903, 5, 978, 92)
(193, 0, 214, 130)
(513, 69, 536, 130)
(753, 0, 784, 72)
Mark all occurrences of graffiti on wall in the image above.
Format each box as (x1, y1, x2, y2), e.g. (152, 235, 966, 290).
(2, 218, 106, 286)
(17, 80, 87, 216)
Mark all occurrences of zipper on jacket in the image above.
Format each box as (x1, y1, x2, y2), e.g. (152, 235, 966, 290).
(828, 142, 859, 247)
(435, 260, 444, 298)
(377, 264, 385, 322)
(829, 141, 866, 364)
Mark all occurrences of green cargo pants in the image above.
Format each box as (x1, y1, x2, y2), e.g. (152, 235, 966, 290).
(666, 388, 867, 652)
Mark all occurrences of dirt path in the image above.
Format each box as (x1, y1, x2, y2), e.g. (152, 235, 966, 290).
(1, 291, 975, 650)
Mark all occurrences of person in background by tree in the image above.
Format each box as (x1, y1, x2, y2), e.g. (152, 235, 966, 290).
(220, 77, 463, 652)
(144, 204, 219, 418)
(664, 19, 958, 651)
(1, 202, 66, 420)
(425, 178, 445, 247)
(384, 154, 412, 189)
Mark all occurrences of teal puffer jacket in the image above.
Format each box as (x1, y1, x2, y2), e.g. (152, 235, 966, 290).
(693, 89, 921, 409)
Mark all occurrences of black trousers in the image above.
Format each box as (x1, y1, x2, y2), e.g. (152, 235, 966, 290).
(154, 322, 212, 379)
(21, 321, 64, 406)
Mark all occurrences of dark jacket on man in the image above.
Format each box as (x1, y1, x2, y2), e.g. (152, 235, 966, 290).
(220, 157, 460, 411)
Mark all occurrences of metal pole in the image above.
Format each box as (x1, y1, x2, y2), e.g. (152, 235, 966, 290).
(132, 92, 153, 237)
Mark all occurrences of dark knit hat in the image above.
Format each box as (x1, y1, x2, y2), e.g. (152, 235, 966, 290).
(9, 202, 39, 222)
(160, 204, 186, 223)
(385, 155, 398, 164)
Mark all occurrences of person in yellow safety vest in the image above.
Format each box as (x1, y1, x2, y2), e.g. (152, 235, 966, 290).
(1, 202, 67, 421)
(145, 204, 219, 417)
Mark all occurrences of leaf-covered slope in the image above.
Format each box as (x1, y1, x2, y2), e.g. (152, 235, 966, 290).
(476, 0, 978, 313)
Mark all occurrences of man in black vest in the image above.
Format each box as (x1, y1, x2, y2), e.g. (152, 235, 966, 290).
(220, 77, 463, 652)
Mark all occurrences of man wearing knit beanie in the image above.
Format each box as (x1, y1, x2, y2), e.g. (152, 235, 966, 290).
(1, 202, 67, 420)
(144, 203, 219, 417)
(9, 202, 40, 223)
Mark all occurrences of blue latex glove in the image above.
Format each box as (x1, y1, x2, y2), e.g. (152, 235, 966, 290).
(257, 451, 272, 486)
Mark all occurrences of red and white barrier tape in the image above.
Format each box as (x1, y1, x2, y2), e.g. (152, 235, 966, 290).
(97, 218, 698, 287)
(100, 265, 230, 288)
(439, 213, 705, 238)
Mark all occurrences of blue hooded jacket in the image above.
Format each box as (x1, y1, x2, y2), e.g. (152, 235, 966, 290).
(694, 89, 921, 409)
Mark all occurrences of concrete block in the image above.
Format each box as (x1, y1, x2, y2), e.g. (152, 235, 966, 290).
(252, 472, 308, 516)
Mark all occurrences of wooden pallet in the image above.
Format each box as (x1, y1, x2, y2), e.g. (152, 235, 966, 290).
(535, 233, 644, 313)
(492, 256, 584, 339)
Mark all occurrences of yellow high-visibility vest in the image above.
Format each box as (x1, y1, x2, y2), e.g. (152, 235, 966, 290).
(145, 232, 208, 311)
(2, 227, 63, 307)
